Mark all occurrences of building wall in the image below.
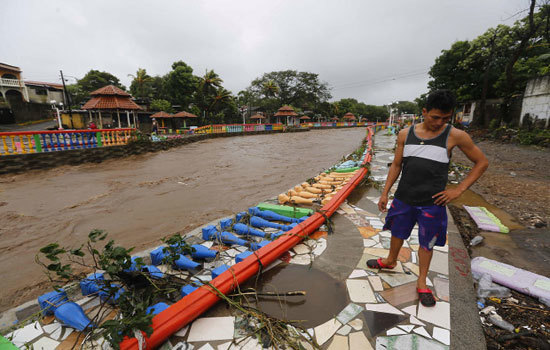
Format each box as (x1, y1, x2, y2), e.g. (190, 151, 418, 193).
(26, 86, 65, 104)
(521, 75, 550, 126)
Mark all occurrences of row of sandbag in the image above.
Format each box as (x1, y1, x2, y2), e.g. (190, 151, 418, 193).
(278, 170, 358, 206)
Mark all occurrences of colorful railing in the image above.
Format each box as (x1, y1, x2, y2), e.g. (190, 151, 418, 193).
(0, 128, 136, 156)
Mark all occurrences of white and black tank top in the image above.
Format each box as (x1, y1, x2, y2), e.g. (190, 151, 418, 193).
(394, 124, 452, 206)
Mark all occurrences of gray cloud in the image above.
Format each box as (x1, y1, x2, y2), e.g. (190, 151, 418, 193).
(1, 0, 527, 105)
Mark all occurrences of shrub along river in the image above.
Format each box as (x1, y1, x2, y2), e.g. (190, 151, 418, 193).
(0, 127, 367, 313)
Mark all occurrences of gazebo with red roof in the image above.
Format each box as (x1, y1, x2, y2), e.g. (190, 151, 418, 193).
(343, 112, 356, 121)
(82, 85, 141, 128)
(250, 114, 266, 124)
(273, 105, 298, 125)
(172, 111, 198, 128)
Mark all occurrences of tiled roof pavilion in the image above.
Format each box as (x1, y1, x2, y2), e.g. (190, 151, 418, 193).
(82, 85, 141, 110)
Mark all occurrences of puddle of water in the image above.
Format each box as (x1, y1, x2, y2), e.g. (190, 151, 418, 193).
(449, 186, 524, 230)
(240, 264, 348, 328)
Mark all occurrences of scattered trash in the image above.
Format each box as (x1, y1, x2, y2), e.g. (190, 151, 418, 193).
(472, 257, 550, 300)
(470, 235, 484, 246)
(488, 313, 515, 332)
(509, 171, 516, 177)
(463, 206, 509, 233)
(476, 273, 512, 299)
(477, 301, 485, 309)
(539, 296, 550, 308)
(480, 306, 496, 315)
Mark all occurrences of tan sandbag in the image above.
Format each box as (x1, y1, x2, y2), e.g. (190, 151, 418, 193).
(312, 183, 332, 189)
(319, 180, 344, 185)
(302, 186, 323, 194)
(278, 193, 290, 204)
(290, 190, 319, 199)
(322, 196, 334, 205)
(289, 196, 315, 205)
(329, 172, 355, 178)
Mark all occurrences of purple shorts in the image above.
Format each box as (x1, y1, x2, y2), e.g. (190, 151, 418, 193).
(383, 198, 447, 251)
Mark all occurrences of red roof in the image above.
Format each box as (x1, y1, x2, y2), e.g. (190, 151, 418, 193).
(274, 105, 297, 117)
(24, 80, 64, 90)
(173, 111, 198, 118)
(82, 96, 141, 110)
(250, 114, 266, 119)
(150, 111, 173, 119)
(343, 112, 356, 120)
(89, 85, 130, 97)
(300, 116, 311, 120)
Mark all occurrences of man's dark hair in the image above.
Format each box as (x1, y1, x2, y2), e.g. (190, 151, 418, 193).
(425, 90, 456, 112)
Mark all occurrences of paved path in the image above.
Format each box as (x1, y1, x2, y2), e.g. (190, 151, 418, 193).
(2, 130, 486, 349)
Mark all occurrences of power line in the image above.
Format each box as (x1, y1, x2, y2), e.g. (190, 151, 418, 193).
(331, 68, 428, 89)
(332, 71, 429, 90)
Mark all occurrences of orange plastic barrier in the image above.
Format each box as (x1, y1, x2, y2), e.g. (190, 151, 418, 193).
(120, 127, 373, 349)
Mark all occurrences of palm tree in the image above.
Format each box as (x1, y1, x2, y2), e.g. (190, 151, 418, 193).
(128, 68, 152, 98)
(262, 80, 279, 98)
(198, 70, 223, 96)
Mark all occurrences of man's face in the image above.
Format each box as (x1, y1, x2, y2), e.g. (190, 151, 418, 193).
(422, 108, 452, 132)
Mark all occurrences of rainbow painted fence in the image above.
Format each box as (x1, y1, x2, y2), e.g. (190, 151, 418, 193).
(193, 121, 386, 134)
(0, 128, 136, 156)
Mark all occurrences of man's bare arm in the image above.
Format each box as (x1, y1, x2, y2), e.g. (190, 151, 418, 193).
(378, 128, 407, 212)
(432, 129, 488, 205)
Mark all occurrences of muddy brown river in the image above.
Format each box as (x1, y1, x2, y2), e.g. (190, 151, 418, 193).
(0, 128, 366, 313)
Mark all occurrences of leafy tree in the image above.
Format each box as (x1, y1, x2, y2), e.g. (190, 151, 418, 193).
(150, 99, 173, 113)
(164, 61, 197, 109)
(391, 101, 421, 115)
(128, 68, 153, 99)
(427, 2, 549, 127)
(245, 70, 331, 114)
(70, 70, 125, 106)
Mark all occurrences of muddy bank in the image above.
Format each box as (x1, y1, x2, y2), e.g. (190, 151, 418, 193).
(0, 128, 366, 313)
(452, 139, 550, 229)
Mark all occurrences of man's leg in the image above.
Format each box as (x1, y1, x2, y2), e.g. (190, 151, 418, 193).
(417, 247, 433, 289)
(380, 236, 404, 267)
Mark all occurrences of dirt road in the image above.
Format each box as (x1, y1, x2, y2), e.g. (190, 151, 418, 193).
(0, 128, 366, 313)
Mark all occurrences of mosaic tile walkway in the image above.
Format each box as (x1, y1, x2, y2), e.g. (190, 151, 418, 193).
(2, 131, 453, 349)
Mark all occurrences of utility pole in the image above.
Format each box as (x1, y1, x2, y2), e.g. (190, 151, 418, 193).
(60, 70, 73, 127)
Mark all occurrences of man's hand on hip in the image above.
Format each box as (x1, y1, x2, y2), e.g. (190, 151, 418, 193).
(432, 187, 463, 206)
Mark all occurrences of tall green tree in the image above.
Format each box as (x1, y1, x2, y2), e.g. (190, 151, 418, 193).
(128, 68, 153, 99)
(69, 69, 125, 107)
(246, 70, 331, 114)
(164, 61, 197, 109)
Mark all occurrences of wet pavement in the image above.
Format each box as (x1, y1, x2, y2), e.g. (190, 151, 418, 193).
(2, 129, 487, 349)
(162, 131, 457, 349)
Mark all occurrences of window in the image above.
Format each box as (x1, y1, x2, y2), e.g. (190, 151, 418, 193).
(33, 87, 47, 95)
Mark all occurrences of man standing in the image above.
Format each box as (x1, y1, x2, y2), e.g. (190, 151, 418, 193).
(367, 90, 488, 307)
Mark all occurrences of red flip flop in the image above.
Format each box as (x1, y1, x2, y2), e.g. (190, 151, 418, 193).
(417, 288, 436, 307)
(366, 258, 395, 269)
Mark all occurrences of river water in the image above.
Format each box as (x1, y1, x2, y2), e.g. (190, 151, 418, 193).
(0, 128, 366, 313)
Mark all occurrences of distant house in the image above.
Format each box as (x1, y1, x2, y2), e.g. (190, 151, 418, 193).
(0, 62, 29, 103)
(24, 81, 66, 105)
(520, 75, 550, 127)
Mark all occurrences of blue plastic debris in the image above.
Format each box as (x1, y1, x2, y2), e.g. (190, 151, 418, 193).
(235, 251, 254, 263)
(80, 273, 105, 296)
(191, 244, 218, 259)
(212, 265, 230, 279)
(38, 289, 69, 316)
(146, 302, 170, 315)
(220, 218, 234, 230)
(54, 302, 93, 331)
(174, 255, 201, 270)
(180, 284, 199, 297)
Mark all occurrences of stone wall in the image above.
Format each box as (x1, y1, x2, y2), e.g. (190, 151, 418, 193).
(0, 129, 309, 175)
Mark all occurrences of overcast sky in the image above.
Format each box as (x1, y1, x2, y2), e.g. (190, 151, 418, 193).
(2, 0, 529, 105)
